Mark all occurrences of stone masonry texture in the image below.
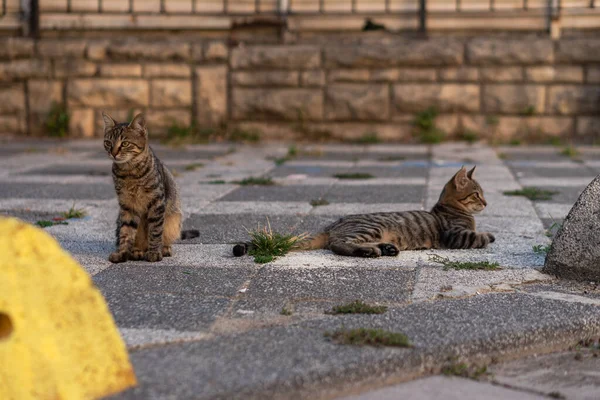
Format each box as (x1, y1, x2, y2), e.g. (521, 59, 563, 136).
(0, 35, 598, 141)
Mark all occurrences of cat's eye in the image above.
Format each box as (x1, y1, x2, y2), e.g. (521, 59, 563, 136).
(122, 141, 130, 147)
(104, 141, 111, 148)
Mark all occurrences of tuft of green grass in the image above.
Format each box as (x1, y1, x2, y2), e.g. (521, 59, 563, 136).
(442, 362, 488, 379)
(206, 180, 226, 184)
(324, 328, 411, 347)
(326, 300, 388, 315)
(36, 220, 68, 228)
(520, 105, 537, 116)
(503, 187, 558, 201)
(45, 102, 70, 138)
(62, 204, 86, 219)
(280, 307, 292, 316)
(545, 222, 562, 238)
(509, 138, 522, 146)
(560, 146, 581, 159)
(184, 163, 204, 171)
(460, 130, 479, 144)
(334, 173, 374, 180)
(533, 244, 551, 254)
(274, 145, 299, 165)
(245, 221, 306, 264)
(414, 107, 446, 144)
(310, 198, 330, 207)
(352, 132, 381, 144)
(547, 137, 563, 147)
(229, 127, 261, 143)
(497, 152, 509, 160)
(233, 177, 275, 186)
(429, 254, 500, 271)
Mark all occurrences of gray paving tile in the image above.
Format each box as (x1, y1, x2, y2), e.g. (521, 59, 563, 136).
(531, 186, 584, 205)
(347, 165, 428, 178)
(105, 291, 231, 331)
(22, 163, 112, 176)
(326, 185, 425, 204)
(270, 165, 352, 178)
(0, 182, 115, 199)
(294, 215, 340, 235)
(0, 209, 62, 224)
(293, 150, 365, 161)
(509, 165, 594, 179)
(182, 213, 303, 244)
(218, 185, 331, 202)
(93, 265, 253, 298)
(235, 266, 416, 315)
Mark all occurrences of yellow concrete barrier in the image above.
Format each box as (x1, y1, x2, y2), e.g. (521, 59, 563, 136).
(0, 217, 136, 399)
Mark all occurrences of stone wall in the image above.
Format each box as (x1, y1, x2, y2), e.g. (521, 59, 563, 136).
(1, 35, 599, 142)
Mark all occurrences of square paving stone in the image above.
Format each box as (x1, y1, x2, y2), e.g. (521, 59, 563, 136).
(182, 214, 303, 244)
(347, 165, 428, 178)
(293, 150, 366, 161)
(0, 209, 61, 224)
(508, 165, 594, 179)
(22, 164, 112, 176)
(0, 182, 116, 199)
(237, 266, 416, 310)
(294, 215, 340, 236)
(104, 291, 231, 331)
(93, 265, 253, 298)
(270, 165, 352, 178)
(326, 185, 425, 204)
(218, 185, 331, 202)
(529, 186, 585, 205)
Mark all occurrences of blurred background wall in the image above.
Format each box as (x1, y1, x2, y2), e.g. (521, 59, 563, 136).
(0, 0, 598, 143)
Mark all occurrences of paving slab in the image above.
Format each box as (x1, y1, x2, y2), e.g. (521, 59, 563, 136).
(326, 184, 425, 204)
(218, 185, 332, 202)
(0, 181, 116, 199)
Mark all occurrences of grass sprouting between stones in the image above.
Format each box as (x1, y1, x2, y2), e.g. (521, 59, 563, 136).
(429, 254, 500, 271)
(62, 204, 87, 219)
(533, 244, 551, 254)
(184, 163, 204, 171)
(310, 198, 330, 207)
(280, 307, 292, 316)
(324, 328, 411, 348)
(334, 173, 374, 180)
(36, 220, 68, 228)
(560, 146, 581, 159)
(442, 362, 489, 379)
(378, 155, 406, 162)
(326, 300, 387, 315)
(245, 221, 306, 264)
(503, 187, 558, 201)
(206, 180, 226, 184)
(352, 132, 381, 144)
(233, 177, 275, 186)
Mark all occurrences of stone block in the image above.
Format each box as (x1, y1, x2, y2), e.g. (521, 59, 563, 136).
(108, 40, 191, 61)
(0, 116, 23, 133)
(232, 71, 299, 87)
(575, 117, 600, 141)
(467, 38, 553, 65)
(232, 88, 323, 121)
(0, 38, 35, 59)
(196, 65, 227, 127)
(204, 41, 229, 62)
(393, 84, 479, 113)
(373, 68, 437, 82)
(325, 84, 389, 121)
(483, 85, 546, 114)
(481, 67, 523, 82)
(143, 64, 191, 78)
(54, 59, 97, 78)
(0, 59, 51, 80)
(526, 66, 583, 83)
(325, 38, 464, 68)
(556, 39, 600, 63)
(150, 80, 192, 107)
(68, 79, 149, 108)
(69, 109, 95, 137)
(544, 176, 600, 280)
(0, 84, 25, 113)
(588, 67, 600, 83)
(328, 69, 370, 83)
(191, 43, 203, 62)
(99, 64, 142, 77)
(27, 81, 63, 114)
(484, 116, 572, 142)
(438, 67, 479, 82)
(146, 109, 191, 131)
(301, 70, 325, 87)
(38, 40, 87, 58)
(231, 46, 321, 69)
(87, 41, 109, 61)
(548, 85, 600, 115)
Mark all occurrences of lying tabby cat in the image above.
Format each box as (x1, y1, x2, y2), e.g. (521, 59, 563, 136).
(103, 112, 199, 263)
(233, 166, 494, 258)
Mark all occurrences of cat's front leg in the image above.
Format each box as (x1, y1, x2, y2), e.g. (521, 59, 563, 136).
(145, 198, 166, 262)
(442, 228, 495, 249)
(109, 208, 140, 263)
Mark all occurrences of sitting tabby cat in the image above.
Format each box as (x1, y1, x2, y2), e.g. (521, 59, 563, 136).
(233, 166, 494, 258)
(103, 112, 199, 263)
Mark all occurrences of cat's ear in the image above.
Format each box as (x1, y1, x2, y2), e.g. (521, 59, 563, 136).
(129, 113, 147, 136)
(467, 165, 476, 179)
(453, 166, 469, 190)
(102, 111, 117, 131)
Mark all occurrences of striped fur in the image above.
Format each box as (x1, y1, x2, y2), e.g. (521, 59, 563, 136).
(233, 166, 494, 258)
(103, 112, 199, 263)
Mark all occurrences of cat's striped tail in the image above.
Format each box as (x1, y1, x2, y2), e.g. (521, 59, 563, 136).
(231, 233, 329, 257)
